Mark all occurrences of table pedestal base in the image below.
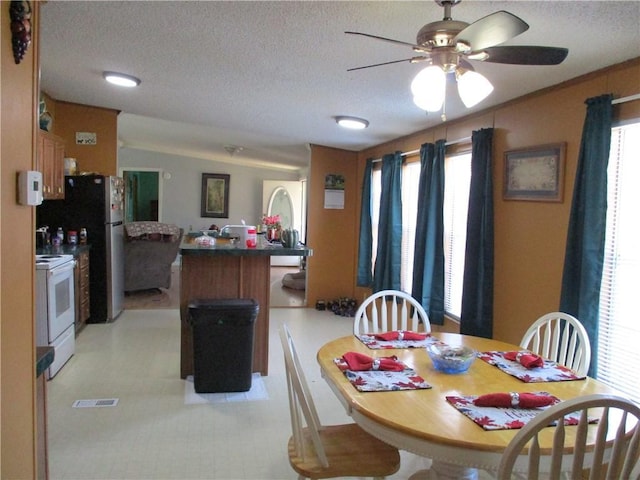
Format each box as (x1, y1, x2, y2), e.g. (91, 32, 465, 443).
(408, 462, 479, 480)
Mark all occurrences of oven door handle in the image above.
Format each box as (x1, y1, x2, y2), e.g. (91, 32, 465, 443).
(48, 261, 76, 278)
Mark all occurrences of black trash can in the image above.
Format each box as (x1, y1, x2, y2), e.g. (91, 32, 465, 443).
(188, 298, 259, 393)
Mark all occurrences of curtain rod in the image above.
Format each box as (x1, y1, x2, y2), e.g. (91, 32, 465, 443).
(370, 136, 472, 163)
(612, 93, 640, 105)
(366, 94, 639, 164)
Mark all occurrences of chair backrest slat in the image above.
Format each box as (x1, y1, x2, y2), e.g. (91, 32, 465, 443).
(497, 394, 640, 480)
(280, 324, 328, 467)
(353, 290, 431, 336)
(621, 424, 640, 478)
(520, 312, 591, 376)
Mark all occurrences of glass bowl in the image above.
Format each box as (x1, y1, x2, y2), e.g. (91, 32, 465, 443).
(427, 344, 476, 374)
(195, 233, 216, 247)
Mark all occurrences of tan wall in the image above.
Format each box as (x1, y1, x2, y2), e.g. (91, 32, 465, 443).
(305, 145, 358, 306)
(1, 1, 40, 477)
(308, 58, 640, 345)
(52, 100, 119, 175)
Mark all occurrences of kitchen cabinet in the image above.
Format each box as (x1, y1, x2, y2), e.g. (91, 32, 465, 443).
(75, 249, 90, 333)
(37, 131, 65, 199)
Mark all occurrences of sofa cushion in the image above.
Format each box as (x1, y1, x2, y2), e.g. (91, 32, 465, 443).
(125, 222, 181, 241)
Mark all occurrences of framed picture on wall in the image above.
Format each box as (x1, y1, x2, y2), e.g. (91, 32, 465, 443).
(201, 173, 230, 218)
(503, 143, 566, 202)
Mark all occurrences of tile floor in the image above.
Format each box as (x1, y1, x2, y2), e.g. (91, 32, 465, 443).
(269, 267, 306, 308)
(46, 307, 487, 479)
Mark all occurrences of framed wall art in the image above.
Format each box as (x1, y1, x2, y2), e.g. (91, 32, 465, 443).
(201, 173, 230, 218)
(503, 143, 566, 202)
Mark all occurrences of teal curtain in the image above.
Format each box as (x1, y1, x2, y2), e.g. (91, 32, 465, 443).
(460, 128, 494, 338)
(411, 140, 445, 325)
(372, 152, 403, 292)
(356, 159, 374, 287)
(559, 94, 613, 378)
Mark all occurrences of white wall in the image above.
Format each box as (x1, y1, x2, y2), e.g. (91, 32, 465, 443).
(118, 147, 305, 233)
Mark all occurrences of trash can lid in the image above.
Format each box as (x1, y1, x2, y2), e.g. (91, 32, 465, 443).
(188, 298, 259, 311)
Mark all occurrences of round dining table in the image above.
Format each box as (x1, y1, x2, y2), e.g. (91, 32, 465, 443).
(317, 332, 623, 479)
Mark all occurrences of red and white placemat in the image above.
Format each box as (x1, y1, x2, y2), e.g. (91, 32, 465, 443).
(356, 332, 443, 350)
(478, 351, 586, 382)
(334, 357, 432, 392)
(445, 393, 581, 431)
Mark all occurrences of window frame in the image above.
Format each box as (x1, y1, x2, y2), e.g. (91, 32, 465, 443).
(368, 144, 472, 321)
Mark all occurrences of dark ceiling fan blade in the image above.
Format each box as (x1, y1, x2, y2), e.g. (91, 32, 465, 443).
(345, 31, 420, 49)
(454, 11, 529, 51)
(479, 46, 569, 65)
(347, 57, 428, 72)
(458, 58, 475, 71)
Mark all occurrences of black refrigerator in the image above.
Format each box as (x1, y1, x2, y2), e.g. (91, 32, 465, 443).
(37, 175, 125, 323)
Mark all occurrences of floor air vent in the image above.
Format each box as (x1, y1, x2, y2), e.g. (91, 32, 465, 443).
(72, 398, 119, 408)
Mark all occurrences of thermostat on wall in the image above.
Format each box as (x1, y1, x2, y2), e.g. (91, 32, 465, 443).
(18, 170, 43, 206)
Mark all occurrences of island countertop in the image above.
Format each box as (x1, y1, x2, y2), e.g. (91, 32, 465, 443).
(180, 239, 313, 257)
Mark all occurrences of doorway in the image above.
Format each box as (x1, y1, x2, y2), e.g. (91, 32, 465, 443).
(263, 179, 307, 307)
(120, 168, 163, 222)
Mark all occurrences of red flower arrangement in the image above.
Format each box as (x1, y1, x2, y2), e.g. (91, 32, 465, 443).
(262, 214, 281, 241)
(262, 214, 281, 227)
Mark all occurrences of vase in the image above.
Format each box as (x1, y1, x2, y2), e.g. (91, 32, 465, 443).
(267, 227, 279, 242)
(39, 111, 53, 132)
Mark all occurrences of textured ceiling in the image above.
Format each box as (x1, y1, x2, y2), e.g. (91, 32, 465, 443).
(39, 1, 640, 172)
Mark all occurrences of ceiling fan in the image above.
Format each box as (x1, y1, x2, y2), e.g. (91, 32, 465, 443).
(346, 0, 568, 114)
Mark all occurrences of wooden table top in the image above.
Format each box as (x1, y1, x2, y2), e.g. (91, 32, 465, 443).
(317, 333, 621, 466)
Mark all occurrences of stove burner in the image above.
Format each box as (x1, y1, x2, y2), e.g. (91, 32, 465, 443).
(35, 254, 75, 270)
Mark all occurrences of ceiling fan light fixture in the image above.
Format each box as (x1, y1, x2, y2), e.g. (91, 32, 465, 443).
(103, 71, 141, 88)
(411, 65, 446, 112)
(456, 69, 493, 108)
(336, 116, 369, 129)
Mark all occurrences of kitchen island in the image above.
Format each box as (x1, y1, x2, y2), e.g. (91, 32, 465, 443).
(180, 238, 312, 378)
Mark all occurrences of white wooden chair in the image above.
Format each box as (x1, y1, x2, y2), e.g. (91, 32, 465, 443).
(279, 324, 400, 479)
(520, 311, 591, 376)
(353, 289, 431, 336)
(497, 393, 640, 479)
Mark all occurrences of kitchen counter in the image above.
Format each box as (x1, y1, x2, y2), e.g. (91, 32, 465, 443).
(179, 238, 312, 378)
(36, 346, 54, 480)
(36, 244, 91, 257)
(180, 242, 311, 256)
(36, 346, 55, 378)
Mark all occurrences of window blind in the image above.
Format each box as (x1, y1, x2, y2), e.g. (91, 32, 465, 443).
(369, 152, 471, 318)
(443, 153, 472, 318)
(371, 168, 381, 273)
(401, 162, 420, 293)
(598, 122, 640, 404)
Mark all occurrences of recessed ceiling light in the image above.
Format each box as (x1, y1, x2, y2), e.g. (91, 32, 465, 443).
(103, 71, 141, 88)
(336, 116, 369, 129)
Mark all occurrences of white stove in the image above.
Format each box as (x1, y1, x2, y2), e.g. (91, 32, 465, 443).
(35, 253, 76, 379)
(36, 254, 75, 270)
